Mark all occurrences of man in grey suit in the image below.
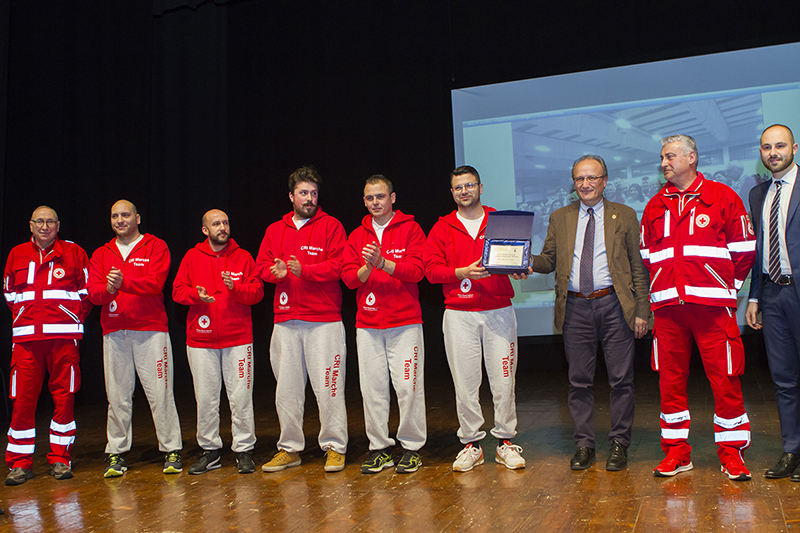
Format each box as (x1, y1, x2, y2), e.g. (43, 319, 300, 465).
(746, 124, 800, 481)
(520, 155, 650, 470)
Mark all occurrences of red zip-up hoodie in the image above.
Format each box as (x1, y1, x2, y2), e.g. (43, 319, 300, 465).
(88, 233, 170, 334)
(256, 208, 345, 323)
(424, 206, 514, 311)
(342, 210, 425, 329)
(173, 238, 264, 348)
(4, 238, 91, 341)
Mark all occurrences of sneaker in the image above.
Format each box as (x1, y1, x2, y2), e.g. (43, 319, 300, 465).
(453, 443, 484, 472)
(237, 451, 255, 474)
(50, 462, 73, 480)
(396, 449, 422, 474)
(361, 449, 394, 474)
(5, 467, 33, 486)
(496, 440, 526, 470)
(654, 457, 693, 477)
(722, 460, 751, 481)
(262, 450, 301, 472)
(324, 449, 346, 472)
(104, 454, 128, 478)
(188, 449, 221, 475)
(163, 451, 183, 474)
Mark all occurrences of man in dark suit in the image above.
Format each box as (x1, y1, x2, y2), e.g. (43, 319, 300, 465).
(746, 124, 800, 481)
(520, 155, 650, 470)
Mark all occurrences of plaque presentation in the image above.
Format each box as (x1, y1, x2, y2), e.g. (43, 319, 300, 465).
(481, 210, 535, 275)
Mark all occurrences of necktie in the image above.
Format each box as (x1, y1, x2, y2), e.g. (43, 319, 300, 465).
(768, 181, 783, 283)
(580, 208, 595, 296)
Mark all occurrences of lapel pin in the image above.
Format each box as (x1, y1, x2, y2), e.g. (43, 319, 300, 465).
(612, 214, 617, 219)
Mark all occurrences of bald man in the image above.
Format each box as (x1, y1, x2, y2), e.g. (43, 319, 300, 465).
(173, 210, 264, 475)
(4, 206, 91, 485)
(88, 200, 183, 478)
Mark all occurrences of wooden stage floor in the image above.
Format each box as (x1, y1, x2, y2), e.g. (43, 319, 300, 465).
(1, 364, 799, 532)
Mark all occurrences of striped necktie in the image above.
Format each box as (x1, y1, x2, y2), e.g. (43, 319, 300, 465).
(768, 180, 783, 283)
(580, 208, 595, 296)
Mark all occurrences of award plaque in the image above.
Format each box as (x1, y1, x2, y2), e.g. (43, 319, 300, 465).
(482, 210, 535, 275)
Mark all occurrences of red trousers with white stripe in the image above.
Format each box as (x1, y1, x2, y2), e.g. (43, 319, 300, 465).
(652, 304, 750, 465)
(6, 339, 80, 469)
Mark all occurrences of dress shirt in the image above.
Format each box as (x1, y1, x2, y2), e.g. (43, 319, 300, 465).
(761, 164, 797, 276)
(569, 201, 612, 293)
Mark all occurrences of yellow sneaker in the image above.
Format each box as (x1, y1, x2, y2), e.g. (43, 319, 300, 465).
(261, 450, 301, 472)
(324, 449, 345, 472)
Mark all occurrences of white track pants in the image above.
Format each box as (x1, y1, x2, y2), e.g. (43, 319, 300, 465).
(443, 306, 518, 444)
(186, 344, 256, 453)
(270, 320, 348, 454)
(357, 324, 426, 451)
(103, 330, 182, 454)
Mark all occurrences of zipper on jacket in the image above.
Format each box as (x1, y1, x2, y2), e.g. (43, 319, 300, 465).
(650, 267, 662, 292)
(689, 207, 696, 235)
(704, 263, 730, 291)
(13, 306, 25, 324)
(58, 304, 81, 323)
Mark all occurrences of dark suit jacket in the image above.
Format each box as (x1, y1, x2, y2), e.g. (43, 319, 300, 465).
(531, 198, 650, 331)
(748, 173, 800, 303)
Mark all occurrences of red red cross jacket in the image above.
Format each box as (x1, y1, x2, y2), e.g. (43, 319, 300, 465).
(256, 208, 346, 324)
(88, 233, 170, 335)
(424, 206, 514, 311)
(640, 173, 756, 311)
(4, 238, 91, 341)
(173, 238, 264, 348)
(342, 210, 426, 329)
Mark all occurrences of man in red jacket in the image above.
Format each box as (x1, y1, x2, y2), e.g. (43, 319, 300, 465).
(88, 200, 183, 478)
(173, 209, 264, 475)
(3, 206, 91, 485)
(256, 166, 348, 473)
(424, 166, 525, 472)
(641, 134, 756, 480)
(342, 175, 427, 474)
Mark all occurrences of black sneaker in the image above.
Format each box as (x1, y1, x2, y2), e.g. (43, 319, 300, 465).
(163, 451, 183, 474)
(105, 454, 128, 478)
(237, 451, 255, 474)
(361, 449, 394, 474)
(188, 449, 222, 475)
(396, 449, 422, 474)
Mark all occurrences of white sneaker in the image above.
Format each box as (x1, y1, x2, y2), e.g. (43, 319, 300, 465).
(496, 440, 526, 470)
(453, 443, 484, 472)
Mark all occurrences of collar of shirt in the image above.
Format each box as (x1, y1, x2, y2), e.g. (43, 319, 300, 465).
(579, 199, 604, 219)
(772, 163, 798, 187)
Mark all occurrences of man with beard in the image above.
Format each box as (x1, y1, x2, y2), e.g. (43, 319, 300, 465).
(342, 175, 427, 474)
(746, 125, 800, 481)
(4, 206, 91, 485)
(641, 134, 755, 480)
(173, 209, 263, 474)
(88, 200, 183, 477)
(256, 166, 349, 473)
(424, 165, 525, 472)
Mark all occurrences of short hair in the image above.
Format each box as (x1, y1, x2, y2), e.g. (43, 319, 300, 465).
(365, 174, 393, 194)
(762, 124, 795, 144)
(572, 154, 608, 178)
(288, 166, 321, 193)
(662, 134, 698, 161)
(450, 165, 480, 186)
(32, 205, 58, 221)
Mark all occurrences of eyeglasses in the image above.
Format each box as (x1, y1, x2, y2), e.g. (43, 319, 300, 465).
(573, 175, 607, 185)
(31, 219, 58, 228)
(452, 182, 479, 192)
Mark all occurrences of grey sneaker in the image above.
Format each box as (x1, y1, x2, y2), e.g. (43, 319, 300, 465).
(237, 451, 255, 474)
(50, 462, 73, 480)
(188, 449, 221, 475)
(396, 449, 422, 474)
(104, 454, 128, 478)
(5, 467, 33, 486)
(163, 451, 183, 474)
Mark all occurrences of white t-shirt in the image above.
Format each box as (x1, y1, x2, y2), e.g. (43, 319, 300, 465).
(116, 234, 144, 260)
(372, 213, 394, 244)
(457, 212, 485, 240)
(293, 217, 310, 230)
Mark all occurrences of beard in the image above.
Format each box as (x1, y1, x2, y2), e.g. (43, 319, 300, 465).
(294, 203, 317, 219)
(209, 232, 229, 246)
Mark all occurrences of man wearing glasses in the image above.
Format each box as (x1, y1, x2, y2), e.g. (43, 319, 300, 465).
(3, 206, 91, 485)
(522, 155, 650, 471)
(424, 165, 525, 472)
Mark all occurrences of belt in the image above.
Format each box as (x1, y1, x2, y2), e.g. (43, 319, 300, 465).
(765, 274, 794, 286)
(568, 286, 615, 299)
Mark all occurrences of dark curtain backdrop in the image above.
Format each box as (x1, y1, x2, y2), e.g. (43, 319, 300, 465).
(1, 1, 798, 423)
